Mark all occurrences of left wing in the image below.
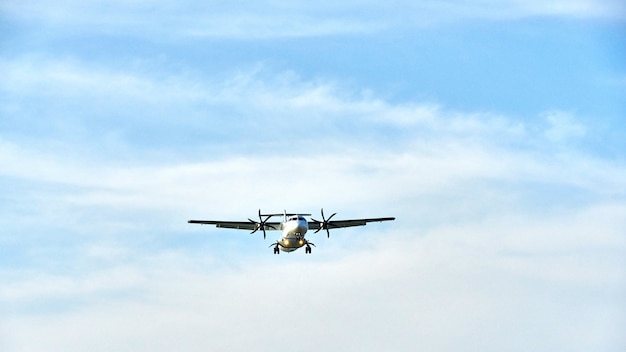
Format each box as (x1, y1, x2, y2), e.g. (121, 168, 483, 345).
(187, 220, 281, 231)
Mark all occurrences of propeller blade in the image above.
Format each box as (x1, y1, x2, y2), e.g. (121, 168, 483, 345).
(311, 218, 324, 233)
(248, 218, 259, 234)
(249, 209, 273, 238)
(313, 208, 338, 237)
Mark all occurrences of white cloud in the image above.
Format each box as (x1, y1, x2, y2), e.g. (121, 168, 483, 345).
(2, 204, 624, 351)
(1, 54, 625, 351)
(2, 58, 624, 217)
(0, 57, 561, 150)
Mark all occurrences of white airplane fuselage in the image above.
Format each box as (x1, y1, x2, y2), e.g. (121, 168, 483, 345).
(277, 215, 310, 253)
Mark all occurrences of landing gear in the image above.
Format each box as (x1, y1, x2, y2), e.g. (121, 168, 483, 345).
(304, 241, 315, 254)
(269, 239, 314, 254)
(270, 242, 281, 254)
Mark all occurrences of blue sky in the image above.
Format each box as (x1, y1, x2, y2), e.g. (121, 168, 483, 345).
(1, 1, 625, 351)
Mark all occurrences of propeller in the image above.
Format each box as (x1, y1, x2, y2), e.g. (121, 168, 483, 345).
(311, 208, 337, 238)
(248, 209, 275, 239)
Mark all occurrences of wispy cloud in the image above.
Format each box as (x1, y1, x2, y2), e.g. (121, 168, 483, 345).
(2, 56, 622, 197)
(2, 0, 624, 40)
(0, 57, 590, 148)
(543, 110, 587, 141)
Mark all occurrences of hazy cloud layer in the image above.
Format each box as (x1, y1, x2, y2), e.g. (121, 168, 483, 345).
(2, 0, 625, 38)
(2, 60, 625, 351)
(1, 1, 625, 351)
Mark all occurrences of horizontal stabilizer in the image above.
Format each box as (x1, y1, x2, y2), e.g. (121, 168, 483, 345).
(262, 213, 311, 217)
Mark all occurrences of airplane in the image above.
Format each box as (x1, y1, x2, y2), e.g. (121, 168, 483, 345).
(188, 209, 395, 254)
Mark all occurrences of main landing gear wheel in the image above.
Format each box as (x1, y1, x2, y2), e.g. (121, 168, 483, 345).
(304, 241, 315, 254)
(270, 242, 281, 254)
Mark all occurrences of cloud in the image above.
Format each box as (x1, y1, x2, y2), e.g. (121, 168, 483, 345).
(0, 57, 584, 154)
(1, 53, 625, 351)
(543, 110, 587, 141)
(2, 0, 624, 40)
(2, 201, 625, 351)
(2, 57, 623, 216)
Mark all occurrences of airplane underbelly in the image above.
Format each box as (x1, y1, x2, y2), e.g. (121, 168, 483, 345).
(278, 220, 309, 252)
(279, 235, 307, 250)
(279, 246, 299, 253)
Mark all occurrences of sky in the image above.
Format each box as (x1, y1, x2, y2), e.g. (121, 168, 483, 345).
(1, 1, 625, 351)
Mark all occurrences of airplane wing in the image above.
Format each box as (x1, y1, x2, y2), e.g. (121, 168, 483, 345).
(187, 220, 281, 231)
(308, 217, 395, 230)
